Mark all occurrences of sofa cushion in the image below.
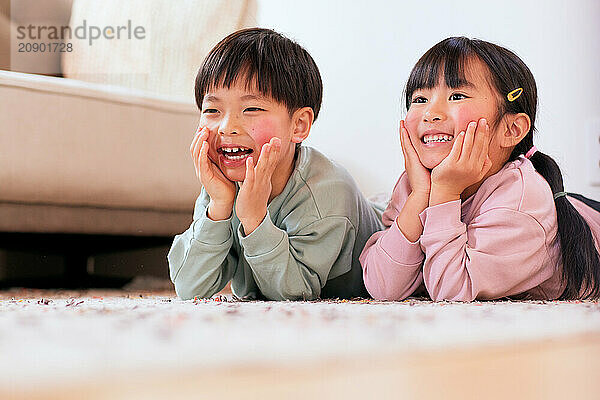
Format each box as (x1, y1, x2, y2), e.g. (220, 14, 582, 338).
(0, 70, 200, 216)
(62, 0, 256, 102)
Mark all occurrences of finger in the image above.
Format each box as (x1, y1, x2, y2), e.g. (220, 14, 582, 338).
(190, 128, 203, 154)
(195, 141, 207, 179)
(399, 120, 406, 149)
(190, 132, 200, 154)
(470, 118, 487, 161)
(256, 142, 272, 174)
(192, 132, 206, 177)
(244, 156, 255, 186)
(190, 126, 208, 152)
(191, 128, 208, 158)
(265, 138, 281, 176)
(447, 130, 465, 162)
(400, 121, 418, 158)
(475, 119, 490, 166)
(192, 130, 208, 175)
(399, 123, 408, 160)
(459, 121, 477, 162)
(399, 122, 412, 167)
(199, 141, 212, 176)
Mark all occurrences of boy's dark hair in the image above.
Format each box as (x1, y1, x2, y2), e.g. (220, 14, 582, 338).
(404, 37, 600, 300)
(195, 27, 323, 120)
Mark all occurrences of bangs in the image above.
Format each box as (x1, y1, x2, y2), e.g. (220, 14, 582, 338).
(194, 28, 323, 119)
(195, 51, 279, 108)
(404, 37, 476, 110)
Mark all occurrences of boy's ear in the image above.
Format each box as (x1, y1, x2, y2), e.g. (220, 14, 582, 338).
(291, 107, 314, 144)
(500, 112, 531, 148)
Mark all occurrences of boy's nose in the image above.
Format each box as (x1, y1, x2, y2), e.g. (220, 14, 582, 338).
(218, 115, 240, 135)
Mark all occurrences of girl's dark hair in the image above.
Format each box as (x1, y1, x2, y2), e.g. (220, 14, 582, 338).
(195, 27, 322, 120)
(405, 37, 600, 300)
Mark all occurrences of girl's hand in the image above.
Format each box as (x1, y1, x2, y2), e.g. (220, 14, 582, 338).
(190, 126, 236, 220)
(235, 138, 281, 235)
(400, 120, 431, 196)
(430, 118, 493, 200)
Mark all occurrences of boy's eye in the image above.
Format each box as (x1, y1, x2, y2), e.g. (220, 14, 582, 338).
(449, 93, 468, 101)
(411, 96, 427, 104)
(202, 108, 218, 114)
(244, 107, 265, 112)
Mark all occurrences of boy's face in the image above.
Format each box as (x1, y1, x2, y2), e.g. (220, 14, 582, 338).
(200, 81, 298, 182)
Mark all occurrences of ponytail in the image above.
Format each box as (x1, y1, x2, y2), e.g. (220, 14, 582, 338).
(512, 146, 600, 299)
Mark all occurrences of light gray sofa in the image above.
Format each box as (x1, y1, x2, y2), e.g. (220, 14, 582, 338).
(0, 0, 255, 286)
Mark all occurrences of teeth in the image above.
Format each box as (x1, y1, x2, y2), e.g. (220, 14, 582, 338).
(424, 134, 453, 144)
(221, 146, 248, 153)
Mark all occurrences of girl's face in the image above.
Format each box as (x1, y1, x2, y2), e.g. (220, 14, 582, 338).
(405, 59, 505, 170)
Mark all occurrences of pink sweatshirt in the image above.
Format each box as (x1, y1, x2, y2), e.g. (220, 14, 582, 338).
(360, 155, 600, 301)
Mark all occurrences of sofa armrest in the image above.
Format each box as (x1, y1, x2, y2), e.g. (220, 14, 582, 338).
(0, 70, 200, 213)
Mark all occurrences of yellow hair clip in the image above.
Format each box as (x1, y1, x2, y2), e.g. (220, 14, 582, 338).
(507, 87, 523, 102)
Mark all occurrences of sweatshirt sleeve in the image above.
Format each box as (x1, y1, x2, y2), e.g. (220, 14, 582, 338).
(238, 212, 354, 301)
(167, 188, 237, 300)
(359, 174, 425, 300)
(419, 200, 552, 301)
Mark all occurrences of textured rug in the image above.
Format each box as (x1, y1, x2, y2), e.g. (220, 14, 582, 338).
(2, 286, 600, 399)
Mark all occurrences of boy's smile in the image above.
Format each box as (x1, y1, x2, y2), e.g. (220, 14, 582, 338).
(200, 81, 298, 184)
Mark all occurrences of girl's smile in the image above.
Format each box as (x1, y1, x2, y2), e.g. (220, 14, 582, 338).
(404, 58, 502, 170)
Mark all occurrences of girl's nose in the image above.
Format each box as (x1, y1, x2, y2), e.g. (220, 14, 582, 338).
(423, 100, 446, 122)
(423, 109, 444, 122)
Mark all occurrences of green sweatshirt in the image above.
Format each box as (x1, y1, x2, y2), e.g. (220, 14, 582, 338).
(168, 146, 384, 300)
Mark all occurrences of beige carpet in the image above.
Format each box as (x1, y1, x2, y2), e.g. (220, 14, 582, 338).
(2, 286, 600, 400)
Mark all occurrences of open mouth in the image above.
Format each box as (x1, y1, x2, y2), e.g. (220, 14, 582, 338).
(217, 146, 254, 161)
(422, 134, 454, 144)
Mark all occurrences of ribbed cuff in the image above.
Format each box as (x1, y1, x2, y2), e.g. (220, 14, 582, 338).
(191, 208, 233, 245)
(379, 219, 424, 265)
(238, 211, 286, 257)
(419, 200, 463, 234)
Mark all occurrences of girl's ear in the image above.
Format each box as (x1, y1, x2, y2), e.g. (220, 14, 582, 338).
(500, 113, 531, 148)
(291, 107, 314, 144)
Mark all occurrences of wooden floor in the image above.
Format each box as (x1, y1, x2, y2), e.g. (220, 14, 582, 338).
(5, 332, 600, 400)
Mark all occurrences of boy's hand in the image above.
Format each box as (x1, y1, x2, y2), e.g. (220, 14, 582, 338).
(429, 118, 493, 205)
(235, 138, 281, 235)
(400, 120, 431, 196)
(190, 126, 236, 220)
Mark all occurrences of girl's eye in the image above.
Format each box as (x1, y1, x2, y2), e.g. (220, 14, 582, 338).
(202, 108, 218, 114)
(245, 107, 265, 112)
(411, 96, 427, 104)
(449, 93, 468, 101)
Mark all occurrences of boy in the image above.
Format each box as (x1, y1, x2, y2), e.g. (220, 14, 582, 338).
(168, 28, 383, 300)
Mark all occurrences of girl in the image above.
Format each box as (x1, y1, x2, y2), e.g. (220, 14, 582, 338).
(360, 37, 600, 302)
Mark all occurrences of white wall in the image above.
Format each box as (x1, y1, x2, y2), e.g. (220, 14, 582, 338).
(256, 0, 600, 199)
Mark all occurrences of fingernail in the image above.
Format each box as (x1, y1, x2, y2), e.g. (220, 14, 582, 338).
(480, 118, 487, 125)
(469, 122, 476, 128)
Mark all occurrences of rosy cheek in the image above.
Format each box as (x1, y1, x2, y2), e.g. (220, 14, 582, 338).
(250, 119, 278, 150)
(404, 110, 421, 140)
(455, 106, 488, 133)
